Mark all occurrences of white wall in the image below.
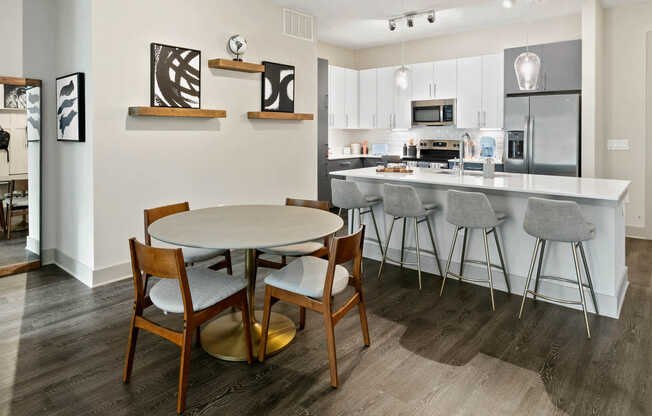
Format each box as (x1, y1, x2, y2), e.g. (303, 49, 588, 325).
(0, 0, 23, 77)
(317, 41, 356, 68)
(354, 15, 581, 69)
(603, 1, 652, 236)
(90, 0, 318, 280)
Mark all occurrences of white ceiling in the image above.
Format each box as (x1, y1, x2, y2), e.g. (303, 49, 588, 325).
(271, 0, 647, 49)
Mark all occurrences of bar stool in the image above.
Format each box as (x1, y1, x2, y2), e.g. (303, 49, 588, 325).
(518, 197, 599, 339)
(440, 190, 511, 311)
(377, 183, 443, 290)
(331, 178, 384, 253)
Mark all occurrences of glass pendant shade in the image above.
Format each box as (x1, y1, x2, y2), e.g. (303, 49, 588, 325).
(395, 65, 411, 92)
(514, 51, 541, 91)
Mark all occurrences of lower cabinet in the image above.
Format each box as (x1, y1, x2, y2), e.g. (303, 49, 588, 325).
(319, 158, 371, 204)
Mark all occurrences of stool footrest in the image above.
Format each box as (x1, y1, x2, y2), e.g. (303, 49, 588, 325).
(445, 271, 490, 284)
(539, 274, 590, 288)
(527, 290, 583, 306)
(462, 259, 505, 271)
(385, 256, 419, 267)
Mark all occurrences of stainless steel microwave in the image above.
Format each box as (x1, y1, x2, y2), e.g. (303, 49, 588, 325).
(411, 99, 456, 127)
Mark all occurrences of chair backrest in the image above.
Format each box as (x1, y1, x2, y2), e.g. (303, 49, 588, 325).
(331, 179, 368, 209)
(128, 237, 193, 316)
(524, 197, 594, 242)
(286, 197, 331, 211)
(144, 202, 190, 245)
(322, 225, 365, 298)
(383, 183, 425, 218)
(446, 190, 498, 228)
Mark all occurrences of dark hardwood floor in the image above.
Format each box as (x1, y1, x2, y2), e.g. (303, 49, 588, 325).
(1, 239, 650, 415)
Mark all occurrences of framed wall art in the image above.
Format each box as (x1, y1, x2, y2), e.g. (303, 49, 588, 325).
(261, 61, 295, 113)
(150, 43, 201, 108)
(56, 72, 85, 142)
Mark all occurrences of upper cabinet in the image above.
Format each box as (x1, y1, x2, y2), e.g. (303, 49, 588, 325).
(481, 53, 504, 129)
(376, 66, 395, 129)
(504, 39, 581, 95)
(359, 69, 377, 129)
(328, 65, 358, 128)
(457, 54, 503, 129)
(410, 59, 456, 100)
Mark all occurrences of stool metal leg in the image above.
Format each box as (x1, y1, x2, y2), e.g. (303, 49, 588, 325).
(492, 228, 511, 295)
(368, 208, 384, 257)
(440, 226, 461, 296)
(400, 218, 407, 271)
(519, 238, 542, 319)
(377, 217, 396, 281)
(459, 227, 468, 276)
(425, 216, 443, 277)
(533, 240, 546, 301)
(571, 242, 591, 339)
(578, 242, 599, 315)
(414, 219, 423, 290)
(482, 228, 496, 311)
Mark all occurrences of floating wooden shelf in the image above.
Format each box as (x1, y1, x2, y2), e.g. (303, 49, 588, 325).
(128, 107, 226, 118)
(247, 112, 314, 121)
(208, 59, 265, 73)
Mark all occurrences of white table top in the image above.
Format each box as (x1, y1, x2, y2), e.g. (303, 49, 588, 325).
(331, 167, 631, 202)
(148, 205, 344, 250)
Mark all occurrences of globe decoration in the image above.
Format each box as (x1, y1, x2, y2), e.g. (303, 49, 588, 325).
(228, 35, 248, 61)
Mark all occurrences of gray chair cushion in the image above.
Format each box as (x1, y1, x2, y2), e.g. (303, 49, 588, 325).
(153, 240, 227, 264)
(259, 241, 325, 256)
(383, 183, 429, 218)
(446, 190, 501, 228)
(264, 256, 350, 298)
(524, 197, 596, 242)
(149, 268, 246, 313)
(332, 179, 374, 209)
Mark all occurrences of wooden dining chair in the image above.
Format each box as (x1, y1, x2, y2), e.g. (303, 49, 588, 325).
(144, 202, 233, 283)
(255, 197, 332, 329)
(258, 226, 370, 388)
(4, 180, 28, 240)
(123, 238, 253, 414)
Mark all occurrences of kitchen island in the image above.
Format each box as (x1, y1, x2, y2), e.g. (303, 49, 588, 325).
(331, 167, 631, 318)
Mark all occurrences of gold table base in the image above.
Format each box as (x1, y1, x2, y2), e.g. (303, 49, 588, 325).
(201, 310, 297, 361)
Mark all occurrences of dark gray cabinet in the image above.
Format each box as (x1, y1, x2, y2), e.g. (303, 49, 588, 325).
(504, 39, 581, 95)
(319, 158, 370, 203)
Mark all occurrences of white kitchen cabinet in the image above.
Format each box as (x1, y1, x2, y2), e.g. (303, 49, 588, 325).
(481, 53, 504, 129)
(395, 81, 412, 130)
(358, 69, 377, 129)
(344, 68, 358, 128)
(410, 62, 434, 101)
(456, 56, 483, 129)
(376, 66, 395, 129)
(331, 66, 347, 128)
(433, 59, 457, 99)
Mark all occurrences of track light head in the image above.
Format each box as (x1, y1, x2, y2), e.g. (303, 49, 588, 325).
(388, 19, 397, 31)
(427, 11, 435, 23)
(406, 15, 415, 28)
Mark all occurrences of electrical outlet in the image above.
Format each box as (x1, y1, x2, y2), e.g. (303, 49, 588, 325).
(607, 139, 630, 151)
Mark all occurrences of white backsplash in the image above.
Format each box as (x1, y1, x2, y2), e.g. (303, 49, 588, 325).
(329, 127, 505, 162)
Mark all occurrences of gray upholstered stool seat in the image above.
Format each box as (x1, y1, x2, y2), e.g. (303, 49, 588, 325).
(331, 178, 385, 254)
(264, 256, 350, 298)
(150, 268, 247, 313)
(519, 197, 598, 339)
(440, 190, 511, 311)
(377, 184, 443, 290)
(154, 240, 228, 264)
(259, 241, 325, 257)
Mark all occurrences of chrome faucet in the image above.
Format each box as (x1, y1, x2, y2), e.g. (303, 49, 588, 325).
(458, 132, 471, 175)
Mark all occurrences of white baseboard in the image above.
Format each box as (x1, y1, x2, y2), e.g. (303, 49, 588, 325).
(38, 249, 131, 288)
(92, 262, 131, 287)
(26, 236, 40, 255)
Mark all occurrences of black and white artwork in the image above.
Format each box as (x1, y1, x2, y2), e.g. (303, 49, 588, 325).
(4, 85, 26, 109)
(262, 61, 294, 113)
(56, 72, 85, 142)
(26, 86, 41, 142)
(150, 43, 201, 108)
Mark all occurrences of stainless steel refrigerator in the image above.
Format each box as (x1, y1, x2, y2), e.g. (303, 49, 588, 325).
(504, 93, 581, 177)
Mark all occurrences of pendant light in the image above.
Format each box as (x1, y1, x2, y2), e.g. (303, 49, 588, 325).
(395, 36, 410, 92)
(514, 26, 541, 91)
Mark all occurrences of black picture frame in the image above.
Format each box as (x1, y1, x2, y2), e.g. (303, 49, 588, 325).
(56, 72, 85, 142)
(150, 42, 201, 109)
(261, 61, 295, 113)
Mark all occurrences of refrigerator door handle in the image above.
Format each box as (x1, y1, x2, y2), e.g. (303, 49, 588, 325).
(524, 115, 530, 172)
(528, 115, 535, 173)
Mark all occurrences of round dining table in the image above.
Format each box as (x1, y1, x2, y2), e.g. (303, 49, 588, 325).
(148, 204, 344, 361)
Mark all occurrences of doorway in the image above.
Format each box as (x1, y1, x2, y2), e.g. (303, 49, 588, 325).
(0, 76, 41, 276)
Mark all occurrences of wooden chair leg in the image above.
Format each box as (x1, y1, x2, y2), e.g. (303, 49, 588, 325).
(6, 206, 11, 240)
(0, 203, 6, 236)
(225, 250, 233, 275)
(299, 306, 306, 330)
(257, 286, 273, 362)
(240, 291, 253, 365)
(122, 312, 139, 383)
(323, 311, 339, 388)
(195, 325, 201, 347)
(357, 294, 370, 347)
(176, 332, 193, 414)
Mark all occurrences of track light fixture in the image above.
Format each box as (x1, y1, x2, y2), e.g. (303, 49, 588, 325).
(387, 9, 435, 31)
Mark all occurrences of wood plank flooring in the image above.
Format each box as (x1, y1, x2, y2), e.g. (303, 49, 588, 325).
(0, 239, 651, 415)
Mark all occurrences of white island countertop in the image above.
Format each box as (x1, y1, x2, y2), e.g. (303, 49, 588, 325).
(331, 167, 630, 202)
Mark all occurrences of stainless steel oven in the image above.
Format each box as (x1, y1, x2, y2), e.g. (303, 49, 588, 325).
(411, 99, 456, 127)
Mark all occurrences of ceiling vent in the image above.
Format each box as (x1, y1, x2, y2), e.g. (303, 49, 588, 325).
(283, 8, 314, 42)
